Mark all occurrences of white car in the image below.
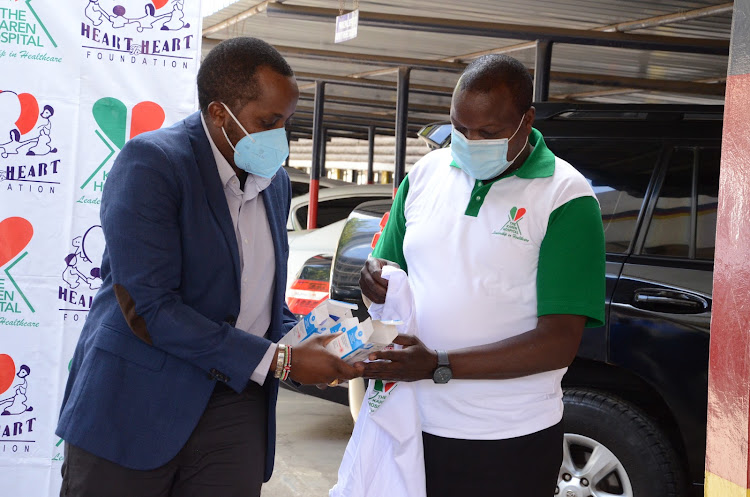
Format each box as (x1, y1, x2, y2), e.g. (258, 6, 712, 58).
(284, 167, 349, 197)
(286, 184, 393, 231)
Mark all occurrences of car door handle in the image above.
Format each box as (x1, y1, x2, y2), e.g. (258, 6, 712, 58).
(632, 289, 709, 314)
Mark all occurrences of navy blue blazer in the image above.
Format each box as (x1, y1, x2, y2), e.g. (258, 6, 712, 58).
(57, 112, 296, 481)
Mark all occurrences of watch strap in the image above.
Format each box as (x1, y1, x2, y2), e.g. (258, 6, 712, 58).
(436, 349, 450, 367)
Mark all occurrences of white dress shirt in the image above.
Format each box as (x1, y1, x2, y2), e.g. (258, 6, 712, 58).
(201, 115, 277, 386)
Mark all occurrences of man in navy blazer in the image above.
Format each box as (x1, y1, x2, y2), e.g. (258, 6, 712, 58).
(57, 37, 362, 497)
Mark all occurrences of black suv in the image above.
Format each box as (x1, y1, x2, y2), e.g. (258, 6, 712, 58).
(289, 104, 721, 497)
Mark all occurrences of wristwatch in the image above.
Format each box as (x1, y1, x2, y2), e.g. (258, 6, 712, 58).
(432, 350, 452, 384)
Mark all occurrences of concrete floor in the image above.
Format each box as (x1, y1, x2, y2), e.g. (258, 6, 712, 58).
(262, 388, 354, 497)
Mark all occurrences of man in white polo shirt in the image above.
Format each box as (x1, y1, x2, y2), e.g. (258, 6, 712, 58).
(360, 54, 605, 496)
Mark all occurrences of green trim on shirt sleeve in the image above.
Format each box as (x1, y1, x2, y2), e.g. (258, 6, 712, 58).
(372, 175, 409, 273)
(537, 196, 605, 328)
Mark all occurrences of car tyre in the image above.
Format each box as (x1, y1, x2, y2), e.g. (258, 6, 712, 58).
(561, 388, 687, 497)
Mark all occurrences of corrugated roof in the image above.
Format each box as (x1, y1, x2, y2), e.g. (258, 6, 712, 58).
(202, 0, 731, 136)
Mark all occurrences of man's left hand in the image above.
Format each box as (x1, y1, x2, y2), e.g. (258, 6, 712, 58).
(360, 334, 438, 382)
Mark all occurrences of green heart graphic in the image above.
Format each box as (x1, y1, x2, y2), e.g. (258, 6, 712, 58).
(92, 97, 127, 150)
(510, 207, 518, 220)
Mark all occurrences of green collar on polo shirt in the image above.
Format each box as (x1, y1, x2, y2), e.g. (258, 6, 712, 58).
(450, 128, 555, 217)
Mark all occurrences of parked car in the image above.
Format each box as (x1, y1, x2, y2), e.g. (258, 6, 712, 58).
(284, 166, 349, 197)
(291, 104, 722, 497)
(286, 183, 393, 231)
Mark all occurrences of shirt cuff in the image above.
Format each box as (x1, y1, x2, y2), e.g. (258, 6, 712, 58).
(250, 343, 278, 386)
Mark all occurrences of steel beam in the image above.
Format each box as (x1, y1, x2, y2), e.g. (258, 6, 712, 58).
(534, 40, 553, 102)
(298, 93, 450, 115)
(265, 4, 729, 55)
(295, 72, 453, 95)
(394, 67, 410, 193)
(308, 81, 324, 230)
(275, 45, 464, 72)
(367, 126, 375, 184)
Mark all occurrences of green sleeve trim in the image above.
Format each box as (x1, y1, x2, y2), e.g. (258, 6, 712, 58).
(537, 196, 605, 328)
(372, 175, 409, 273)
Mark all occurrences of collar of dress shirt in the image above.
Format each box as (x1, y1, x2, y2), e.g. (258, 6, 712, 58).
(200, 113, 274, 198)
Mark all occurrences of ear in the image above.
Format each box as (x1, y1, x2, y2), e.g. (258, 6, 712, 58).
(524, 106, 536, 134)
(206, 101, 228, 129)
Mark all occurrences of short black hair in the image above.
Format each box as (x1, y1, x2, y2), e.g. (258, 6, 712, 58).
(197, 37, 294, 113)
(42, 104, 54, 116)
(457, 54, 533, 115)
(19, 365, 30, 375)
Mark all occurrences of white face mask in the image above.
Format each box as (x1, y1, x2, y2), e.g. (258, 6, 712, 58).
(450, 115, 527, 180)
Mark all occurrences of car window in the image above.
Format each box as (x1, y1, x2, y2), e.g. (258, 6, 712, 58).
(643, 147, 719, 260)
(696, 149, 719, 260)
(291, 181, 311, 197)
(545, 139, 659, 254)
(295, 196, 389, 230)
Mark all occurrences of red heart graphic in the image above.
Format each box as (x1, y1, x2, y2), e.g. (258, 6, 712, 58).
(17, 93, 39, 135)
(514, 208, 526, 222)
(130, 101, 166, 139)
(0, 217, 34, 268)
(383, 381, 396, 392)
(152, 0, 169, 9)
(0, 354, 15, 395)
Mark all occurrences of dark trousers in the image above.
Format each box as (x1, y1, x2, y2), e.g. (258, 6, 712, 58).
(60, 382, 268, 497)
(423, 421, 563, 497)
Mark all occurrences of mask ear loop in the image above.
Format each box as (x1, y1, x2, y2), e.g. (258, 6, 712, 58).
(220, 103, 257, 150)
(507, 114, 529, 166)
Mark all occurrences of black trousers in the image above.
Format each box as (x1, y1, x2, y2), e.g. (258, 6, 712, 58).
(422, 421, 563, 497)
(60, 382, 268, 497)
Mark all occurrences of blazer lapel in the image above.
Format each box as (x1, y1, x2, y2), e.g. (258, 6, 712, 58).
(184, 112, 241, 291)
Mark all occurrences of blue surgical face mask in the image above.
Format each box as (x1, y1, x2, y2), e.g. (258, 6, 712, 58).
(450, 115, 528, 181)
(221, 103, 289, 178)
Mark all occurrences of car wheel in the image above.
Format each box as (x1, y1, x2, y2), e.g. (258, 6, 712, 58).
(560, 388, 686, 497)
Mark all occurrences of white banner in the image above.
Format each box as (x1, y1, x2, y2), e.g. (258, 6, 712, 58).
(0, 1, 202, 494)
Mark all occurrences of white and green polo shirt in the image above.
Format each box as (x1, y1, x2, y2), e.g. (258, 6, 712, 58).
(372, 128, 605, 440)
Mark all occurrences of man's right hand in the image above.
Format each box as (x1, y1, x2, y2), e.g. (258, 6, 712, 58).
(359, 257, 398, 305)
(288, 333, 364, 385)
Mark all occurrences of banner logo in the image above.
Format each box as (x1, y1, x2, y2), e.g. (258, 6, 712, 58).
(0, 354, 37, 454)
(1, 90, 62, 195)
(0, 217, 39, 328)
(81, 0, 196, 70)
(60, 225, 104, 322)
(79, 97, 164, 204)
(0, 0, 61, 63)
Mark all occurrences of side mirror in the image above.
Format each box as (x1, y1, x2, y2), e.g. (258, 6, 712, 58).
(418, 122, 452, 150)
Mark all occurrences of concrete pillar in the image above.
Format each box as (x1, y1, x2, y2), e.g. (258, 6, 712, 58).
(705, 3, 750, 496)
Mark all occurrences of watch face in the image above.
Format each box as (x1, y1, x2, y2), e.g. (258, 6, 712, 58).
(433, 366, 452, 384)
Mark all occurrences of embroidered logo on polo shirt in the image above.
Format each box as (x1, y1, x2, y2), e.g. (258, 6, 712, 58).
(492, 206, 530, 242)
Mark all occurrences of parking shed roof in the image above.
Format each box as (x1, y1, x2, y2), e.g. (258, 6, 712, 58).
(201, 0, 732, 139)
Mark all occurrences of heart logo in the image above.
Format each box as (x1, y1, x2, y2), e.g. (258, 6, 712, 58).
(0, 354, 15, 395)
(514, 207, 526, 222)
(0, 91, 39, 135)
(93, 97, 127, 150)
(0, 217, 33, 268)
(152, 0, 169, 9)
(93, 98, 165, 150)
(130, 101, 166, 140)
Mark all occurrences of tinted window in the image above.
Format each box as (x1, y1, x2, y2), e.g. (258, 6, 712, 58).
(696, 149, 719, 260)
(546, 139, 660, 253)
(295, 196, 390, 230)
(642, 147, 719, 260)
(643, 149, 692, 258)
